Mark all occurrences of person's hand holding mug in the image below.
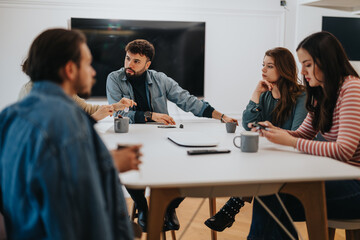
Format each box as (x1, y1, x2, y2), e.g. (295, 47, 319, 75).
(111, 145, 143, 173)
(221, 115, 238, 125)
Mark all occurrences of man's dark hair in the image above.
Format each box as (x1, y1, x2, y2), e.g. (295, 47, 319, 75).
(25, 28, 86, 84)
(125, 39, 155, 61)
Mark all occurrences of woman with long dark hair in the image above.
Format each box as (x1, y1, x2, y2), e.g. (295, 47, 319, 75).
(205, 47, 308, 232)
(247, 31, 360, 239)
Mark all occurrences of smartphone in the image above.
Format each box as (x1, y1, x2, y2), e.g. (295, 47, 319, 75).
(251, 123, 267, 130)
(187, 149, 231, 155)
(117, 144, 133, 149)
(157, 125, 176, 128)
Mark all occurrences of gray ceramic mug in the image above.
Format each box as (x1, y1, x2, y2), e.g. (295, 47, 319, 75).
(114, 117, 129, 133)
(225, 122, 237, 133)
(233, 131, 259, 152)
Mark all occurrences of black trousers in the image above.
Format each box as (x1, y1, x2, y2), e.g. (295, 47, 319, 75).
(127, 188, 184, 211)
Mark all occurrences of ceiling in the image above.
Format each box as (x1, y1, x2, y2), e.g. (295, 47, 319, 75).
(301, 0, 360, 14)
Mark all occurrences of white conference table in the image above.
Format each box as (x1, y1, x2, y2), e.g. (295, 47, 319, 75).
(96, 119, 360, 240)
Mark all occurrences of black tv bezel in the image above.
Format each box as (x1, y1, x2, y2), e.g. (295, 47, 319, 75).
(70, 17, 206, 97)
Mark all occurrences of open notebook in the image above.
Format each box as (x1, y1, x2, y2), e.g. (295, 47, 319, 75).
(167, 132, 219, 147)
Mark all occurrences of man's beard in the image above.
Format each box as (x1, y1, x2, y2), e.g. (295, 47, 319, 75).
(75, 77, 95, 99)
(125, 67, 145, 80)
(77, 91, 91, 99)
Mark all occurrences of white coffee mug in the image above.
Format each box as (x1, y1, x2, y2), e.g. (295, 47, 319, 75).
(233, 131, 259, 152)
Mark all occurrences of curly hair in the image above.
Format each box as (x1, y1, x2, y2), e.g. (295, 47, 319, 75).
(125, 39, 155, 61)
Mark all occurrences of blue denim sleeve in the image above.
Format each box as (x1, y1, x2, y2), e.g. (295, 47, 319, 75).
(161, 73, 208, 117)
(106, 72, 136, 123)
(29, 137, 117, 239)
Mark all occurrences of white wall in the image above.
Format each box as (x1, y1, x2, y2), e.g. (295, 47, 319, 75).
(0, 0, 293, 117)
(296, 4, 360, 75)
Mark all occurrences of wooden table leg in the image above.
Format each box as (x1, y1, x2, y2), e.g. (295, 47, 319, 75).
(209, 198, 217, 240)
(147, 188, 181, 240)
(281, 181, 328, 240)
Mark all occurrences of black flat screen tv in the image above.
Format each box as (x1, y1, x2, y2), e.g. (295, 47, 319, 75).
(322, 17, 360, 61)
(71, 18, 206, 97)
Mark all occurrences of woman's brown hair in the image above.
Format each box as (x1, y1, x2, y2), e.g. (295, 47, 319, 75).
(296, 31, 359, 132)
(265, 47, 305, 126)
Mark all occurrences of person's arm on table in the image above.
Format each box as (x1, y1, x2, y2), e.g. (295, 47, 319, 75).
(150, 112, 176, 125)
(91, 105, 114, 121)
(72, 94, 100, 115)
(106, 72, 136, 123)
(211, 109, 238, 124)
(259, 81, 360, 162)
(112, 98, 137, 112)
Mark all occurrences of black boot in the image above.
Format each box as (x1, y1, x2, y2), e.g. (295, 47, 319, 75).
(164, 208, 180, 231)
(204, 197, 245, 232)
(127, 188, 148, 232)
(137, 206, 148, 232)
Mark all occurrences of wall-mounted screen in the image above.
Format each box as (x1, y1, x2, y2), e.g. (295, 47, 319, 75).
(322, 17, 360, 61)
(71, 18, 206, 97)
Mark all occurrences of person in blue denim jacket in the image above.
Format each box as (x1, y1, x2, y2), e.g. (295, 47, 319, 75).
(106, 39, 238, 232)
(106, 39, 237, 231)
(106, 39, 239, 232)
(0, 28, 141, 240)
(107, 39, 237, 125)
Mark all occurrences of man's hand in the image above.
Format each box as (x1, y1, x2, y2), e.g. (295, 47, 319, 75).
(91, 105, 114, 121)
(111, 145, 142, 173)
(222, 115, 238, 125)
(212, 110, 238, 125)
(112, 98, 137, 111)
(151, 112, 176, 125)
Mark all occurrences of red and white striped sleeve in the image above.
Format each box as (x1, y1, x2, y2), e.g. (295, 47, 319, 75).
(288, 113, 318, 140)
(295, 77, 360, 163)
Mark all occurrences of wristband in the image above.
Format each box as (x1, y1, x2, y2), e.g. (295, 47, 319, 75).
(220, 114, 225, 123)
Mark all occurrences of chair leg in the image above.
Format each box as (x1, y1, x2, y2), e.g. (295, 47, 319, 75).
(131, 202, 137, 221)
(161, 230, 176, 240)
(328, 228, 335, 240)
(139, 199, 176, 240)
(345, 229, 360, 240)
(209, 197, 217, 240)
(171, 230, 176, 240)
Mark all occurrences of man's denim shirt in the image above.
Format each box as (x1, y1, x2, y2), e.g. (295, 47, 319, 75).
(106, 68, 209, 123)
(0, 81, 133, 240)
